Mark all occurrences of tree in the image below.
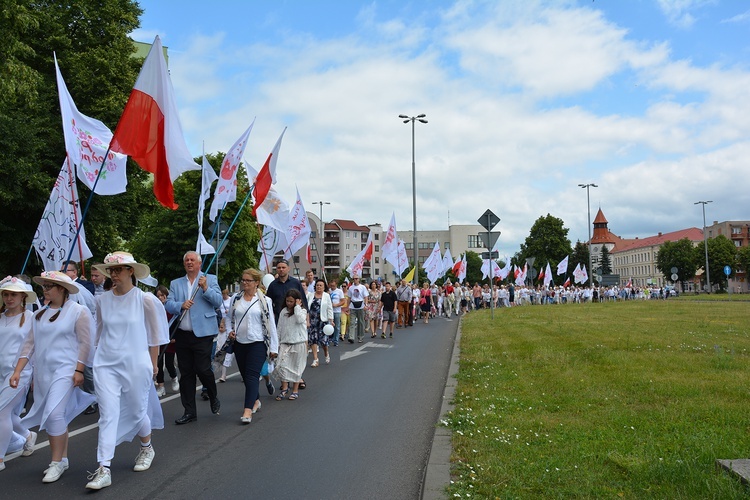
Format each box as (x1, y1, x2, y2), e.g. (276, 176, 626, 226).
(0, 0, 146, 274)
(464, 251, 483, 285)
(129, 153, 259, 288)
(517, 214, 573, 284)
(738, 245, 750, 277)
(655, 238, 699, 286)
(600, 246, 612, 275)
(698, 235, 737, 292)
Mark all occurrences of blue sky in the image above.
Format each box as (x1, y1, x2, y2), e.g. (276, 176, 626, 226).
(131, 0, 750, 259)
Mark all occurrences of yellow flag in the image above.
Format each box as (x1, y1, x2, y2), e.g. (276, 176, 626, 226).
(404, 266, 415, 283)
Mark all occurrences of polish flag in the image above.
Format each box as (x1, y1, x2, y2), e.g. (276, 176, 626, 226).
(563, 277, 571, 288)
(252, 127, 287, 216)
(306, 243, 312, 264)
(110, 36, 200, 209)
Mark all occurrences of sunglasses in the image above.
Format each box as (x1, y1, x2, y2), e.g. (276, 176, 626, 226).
(41, 283, 59, 290)
(108, 266, 132, 275)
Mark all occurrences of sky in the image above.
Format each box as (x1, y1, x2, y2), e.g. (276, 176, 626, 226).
(131, 0, 750, 259)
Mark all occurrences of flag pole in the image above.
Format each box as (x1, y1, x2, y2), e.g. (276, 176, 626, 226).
(64, 155, 86, 271)
(19, 244, 35, 276)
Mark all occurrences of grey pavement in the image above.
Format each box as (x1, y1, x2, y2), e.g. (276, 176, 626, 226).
(1, 315, 460, 499)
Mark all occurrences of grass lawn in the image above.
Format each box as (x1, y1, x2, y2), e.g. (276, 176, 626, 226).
(446, 301, 750, 499)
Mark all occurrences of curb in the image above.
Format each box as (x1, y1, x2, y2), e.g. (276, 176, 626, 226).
(421, 317, 461, 499)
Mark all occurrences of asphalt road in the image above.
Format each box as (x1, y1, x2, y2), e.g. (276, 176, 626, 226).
(2, 316, 457, 499)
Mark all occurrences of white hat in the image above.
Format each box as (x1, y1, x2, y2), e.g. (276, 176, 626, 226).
(94, 252, 151, 280)
(32, 271, 79, 294)
(0, 276, 37, 305)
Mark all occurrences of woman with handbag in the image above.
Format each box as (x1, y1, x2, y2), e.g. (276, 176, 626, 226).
(228, 269, 278, 424)
(305, 279, 334, 366)
(275, 289, 308, 400)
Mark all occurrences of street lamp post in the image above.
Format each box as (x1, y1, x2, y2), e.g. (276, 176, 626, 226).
(578, 183, 598, 285)
(399, 113, 427, 285)
(695, 200, 712, 293)
(312, 201, 330, 283)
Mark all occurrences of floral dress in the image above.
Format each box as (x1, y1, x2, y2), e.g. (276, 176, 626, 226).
(307, 296, 328, 346)
(365, 290, 381, 322)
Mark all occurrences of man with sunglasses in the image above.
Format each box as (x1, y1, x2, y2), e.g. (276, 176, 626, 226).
(165, 251, 223, 424)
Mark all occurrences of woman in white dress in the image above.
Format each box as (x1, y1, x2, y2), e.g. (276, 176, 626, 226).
(274, 289, 308, 400)
(9, 271, 95, 483)
(84, 252, 169, 490)
(0, 277, 37, 472)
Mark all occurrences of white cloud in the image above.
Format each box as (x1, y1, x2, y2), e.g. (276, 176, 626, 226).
(655, 0, 717, 28)
(721, 9, 750, 24)
(161, 1, 749, 258)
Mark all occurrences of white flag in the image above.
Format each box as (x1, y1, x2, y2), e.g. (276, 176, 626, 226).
(557, 255, 569, 276)
(257, 225, 287, 272)
(481, 259, 490, 280)
(246, 163, 289, 232)
(498, 258, 511, 280)
(395, 239, 409, 275)
(423, 242, 443, 284)
(33, 160, 93, 271)
(381, 212, 398, 263)
(196, 155, 218, 255)
(55, 54, 127, 195)
(210, 121, 254, 221)
(441, 248, 453, 278)
(572, 263, 582, 283)
(285, 187, 310, 258)
(543, 262, 553, 288)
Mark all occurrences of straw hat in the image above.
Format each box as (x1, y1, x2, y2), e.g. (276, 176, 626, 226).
(94, 251, 150, 280)
(32, 271, 79, 294)
(0, 276, 37, 306)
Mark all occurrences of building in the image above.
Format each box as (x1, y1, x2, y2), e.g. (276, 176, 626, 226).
(705, 220, 750, 292)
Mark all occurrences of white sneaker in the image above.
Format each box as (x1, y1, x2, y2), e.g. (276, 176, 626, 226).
(171, 377, 179, 392)
(22, 431, 37, 456)
(42, 461, 68, 483)
(156, 385, 166, 397)
(133, 445, 155, 472)
(85, 466, 111, 490)
(0, 461, 5, 472)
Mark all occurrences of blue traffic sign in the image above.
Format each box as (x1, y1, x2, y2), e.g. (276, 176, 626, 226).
(724, 265, 732, 276)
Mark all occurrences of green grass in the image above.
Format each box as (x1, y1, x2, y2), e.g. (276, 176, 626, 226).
(446, 301, 750, 499)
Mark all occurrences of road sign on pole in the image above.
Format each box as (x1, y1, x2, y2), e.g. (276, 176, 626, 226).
(478, 209, 500, 231)
(478, 232, 500, 249)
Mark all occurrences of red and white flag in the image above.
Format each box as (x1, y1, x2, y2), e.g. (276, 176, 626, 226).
(451, 255, 462, 276)
(395, 240, 410, 275)
(625, 277, 632, 288)
(252, 127, 286, 216)
(306, 243, 313, 265)
(563, 277, 571, 287)
(381, 212, 398, 263)
(209, 121, 254, 221)
(110, 36, 200, 209)
(458, 254, 467, 283)
(346, 231, 374, 278)
(284, 186, 310, 258)
(245, 164, 290, 232)
(54, 54, 127, 195)
(557, 255, 569, 275)
(538, 266, 545, 281)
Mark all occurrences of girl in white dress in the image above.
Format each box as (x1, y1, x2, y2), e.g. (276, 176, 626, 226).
(84, 252, 169, 490)
(0, 277, 37, 472)
(10, 271, 96, 483)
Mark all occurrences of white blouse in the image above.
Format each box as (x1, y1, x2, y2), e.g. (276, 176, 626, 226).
(231, 293, 279, 353)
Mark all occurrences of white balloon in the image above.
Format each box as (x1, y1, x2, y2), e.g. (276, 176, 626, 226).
(261, 274, 275, 290)
(323, 324, 334, 336)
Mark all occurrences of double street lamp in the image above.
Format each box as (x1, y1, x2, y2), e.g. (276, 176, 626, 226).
(695, 200, 712, 293)
(399, 114, 428, 285)
(579, 183, 598, 284)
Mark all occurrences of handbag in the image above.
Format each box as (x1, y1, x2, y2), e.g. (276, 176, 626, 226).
(351, 300, 363, 308)
(214, 338, 233, 364)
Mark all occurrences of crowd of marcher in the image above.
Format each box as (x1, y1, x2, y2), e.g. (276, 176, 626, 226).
(1, 247, 674, 489)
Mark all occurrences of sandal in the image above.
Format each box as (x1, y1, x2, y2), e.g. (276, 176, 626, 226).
(381, 333, 386, 339)
(276, 389, 288, 401)
(288, 392, 299, 400)
(311, 359, 319, 368)
(299, 380, 306, 390)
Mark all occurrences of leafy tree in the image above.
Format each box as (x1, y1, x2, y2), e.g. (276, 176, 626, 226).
(738, 245, 750, 276)
(697, 235, 737, 292)
(130, 153, 259, 287)
(600, 246, 612, 274)
(0, 0, 146, 274)
(655, 238, 699, 285)
(464, 251, 483, 285)
(517, 214, 573, 282)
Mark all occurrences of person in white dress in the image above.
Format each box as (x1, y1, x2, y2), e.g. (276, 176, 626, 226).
(274, 289, 308, 400)
(84, 252, 169, 490)
(0, 277, 37, 472)
(10, 271, 96, 483)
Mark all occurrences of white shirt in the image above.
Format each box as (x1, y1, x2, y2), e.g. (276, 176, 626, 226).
(232, 294, 279, 354)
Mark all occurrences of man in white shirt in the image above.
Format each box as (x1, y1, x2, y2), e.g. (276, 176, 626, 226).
(329, 279, 344, 347)
(347, 276, 369, 343)
(304, 270, 315, 293)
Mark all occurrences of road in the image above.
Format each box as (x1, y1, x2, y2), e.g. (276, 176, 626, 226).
(2, 317, 458, 499)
